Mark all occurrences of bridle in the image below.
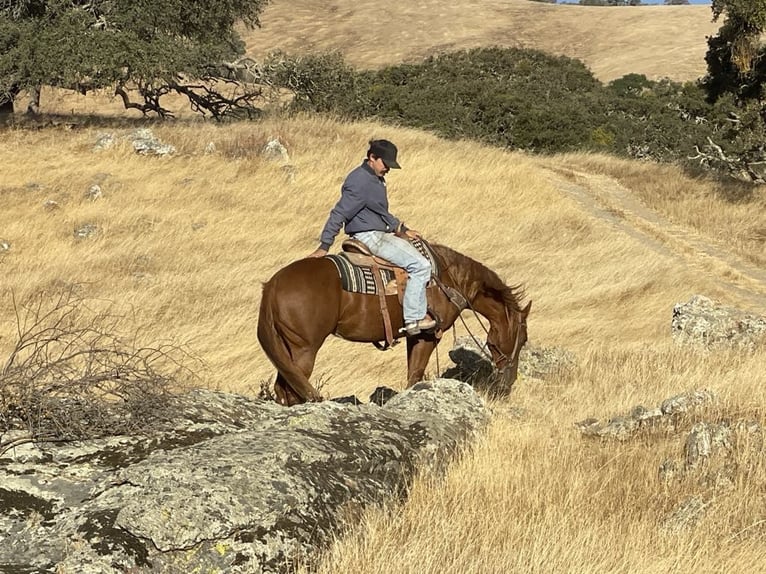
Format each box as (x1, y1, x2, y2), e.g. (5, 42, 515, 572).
(432, 274, 525, 371)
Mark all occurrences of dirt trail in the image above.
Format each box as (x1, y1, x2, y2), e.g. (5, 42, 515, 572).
(546, 167, 766, 313)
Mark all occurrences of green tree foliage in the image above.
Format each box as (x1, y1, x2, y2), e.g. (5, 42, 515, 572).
(600, 74, 718, 162)
(274, 48, 718, 165)
(704, 0, 766, 104)
(0, 0, 269, 117)
(266, 51, 363, 113)
(359, 48, 601, 153)
(700, 0, 766, 181)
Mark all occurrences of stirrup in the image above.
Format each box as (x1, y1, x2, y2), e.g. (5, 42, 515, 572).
(400, 324, 421, 336)
(400, 317, 437, 336)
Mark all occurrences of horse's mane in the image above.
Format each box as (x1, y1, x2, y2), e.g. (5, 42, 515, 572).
(430, 243, 525, 312)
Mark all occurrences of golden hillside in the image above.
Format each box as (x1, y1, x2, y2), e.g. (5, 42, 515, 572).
(2, 116, 765, 574)
(3, 3, 766, 572)
(246, 0, 719, 82)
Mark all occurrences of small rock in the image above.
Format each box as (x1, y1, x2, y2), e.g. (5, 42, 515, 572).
(369, 386, 398, 406)
(672, 295, 766, 350)
(94, 133, 116, 151)
(684, 422, 732, 468)
(85, 185, 102, 201)
(598, 415, 639, 440)
(661, 389, 715, 416)
(130, 129, 176, 156)
(631, 405, 663, 426)
(262, 138, 290, 163)
(331, 395, 362, 405)
(519, 345, 575, 378)
(662, 496, 707, 532)
(74, 224, 99, 240)
(574, 417, 601, 437)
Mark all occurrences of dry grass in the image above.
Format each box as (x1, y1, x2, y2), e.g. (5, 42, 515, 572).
(303, 344, 766, 574)
(2, 115, 766, 573)
(3, 3, 764, 571)
(246, 0, 718, 82)
(549, 153, 766, 270)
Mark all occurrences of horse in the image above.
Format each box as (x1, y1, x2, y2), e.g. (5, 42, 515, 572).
(257, 241, 531, 406)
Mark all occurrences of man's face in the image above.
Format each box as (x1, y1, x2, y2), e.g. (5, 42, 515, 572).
(369, 155, 390, 177)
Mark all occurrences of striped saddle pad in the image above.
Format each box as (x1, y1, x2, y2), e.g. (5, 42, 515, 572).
(326, 238, 439, 296)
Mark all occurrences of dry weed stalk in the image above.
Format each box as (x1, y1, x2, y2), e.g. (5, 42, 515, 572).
(0, 286, 203, 456)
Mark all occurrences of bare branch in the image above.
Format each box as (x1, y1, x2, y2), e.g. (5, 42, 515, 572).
(0, 287, 204, 455)
(689, 136, 766, 184)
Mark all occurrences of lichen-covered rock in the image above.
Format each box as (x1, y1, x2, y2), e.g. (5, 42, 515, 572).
(576, 389, 714, 441)
(129, 128, 176, 156)
(0, 380, 488, 573)
(672, 295, 766, 350)
(662, 496, 707, 532)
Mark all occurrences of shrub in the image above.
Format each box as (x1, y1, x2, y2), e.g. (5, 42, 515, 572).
(267, 47, 762, 179)
(0, 286, 203, 455)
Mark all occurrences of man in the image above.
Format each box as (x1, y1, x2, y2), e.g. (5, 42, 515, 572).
(309, 139, 436, 336)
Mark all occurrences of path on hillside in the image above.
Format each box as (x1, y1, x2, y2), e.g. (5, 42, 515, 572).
(545, 168, 766, 312)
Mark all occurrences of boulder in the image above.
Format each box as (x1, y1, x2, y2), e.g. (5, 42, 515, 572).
(443, 336, 574, 395)
(0, 379, 488, 573)
(672, 295, 766, 350)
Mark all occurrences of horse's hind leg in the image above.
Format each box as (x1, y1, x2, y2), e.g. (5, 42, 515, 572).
(275, 344, 322, 405)
(275, 375, 303, 406)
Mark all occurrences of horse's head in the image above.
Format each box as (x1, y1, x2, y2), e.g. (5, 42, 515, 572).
(486, 299, 531, 389)
(429, 243, 531, 390)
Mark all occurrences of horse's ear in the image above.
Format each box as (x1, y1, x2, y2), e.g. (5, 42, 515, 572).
(522, 300, 532, 318)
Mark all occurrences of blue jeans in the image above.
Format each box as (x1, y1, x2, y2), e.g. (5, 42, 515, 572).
(352, 231, 432, 324)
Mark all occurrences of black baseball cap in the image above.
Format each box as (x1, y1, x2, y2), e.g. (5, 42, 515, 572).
(368, 139, 401, 169)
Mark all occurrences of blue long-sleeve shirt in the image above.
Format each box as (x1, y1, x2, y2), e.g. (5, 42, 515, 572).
(319, 161, 406, 250)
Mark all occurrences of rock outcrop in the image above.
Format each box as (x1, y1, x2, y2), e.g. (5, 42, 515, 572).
(672, 294, 766, 350)
(1, 379, 489, 574)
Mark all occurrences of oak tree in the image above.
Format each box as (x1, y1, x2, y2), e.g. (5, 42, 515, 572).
(0, 0, 269, 118)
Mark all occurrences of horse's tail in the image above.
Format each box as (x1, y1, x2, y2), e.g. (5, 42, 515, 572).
(257, 279, 320, 405)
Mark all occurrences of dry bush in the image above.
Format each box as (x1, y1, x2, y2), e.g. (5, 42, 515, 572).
(0, 285, 203, 455)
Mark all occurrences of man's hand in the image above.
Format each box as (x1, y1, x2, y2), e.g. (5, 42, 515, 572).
(404, 229, 422, 240)
(308, 248, 328, 258)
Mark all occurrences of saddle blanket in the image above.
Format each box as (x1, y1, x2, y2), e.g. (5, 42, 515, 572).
(327, 253, 397, 295)
(326, 238, 439, 296)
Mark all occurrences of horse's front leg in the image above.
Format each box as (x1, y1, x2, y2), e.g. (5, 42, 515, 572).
(405, 336, 438, 387)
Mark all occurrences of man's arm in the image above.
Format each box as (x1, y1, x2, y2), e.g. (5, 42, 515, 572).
(311, 180, 366, 256)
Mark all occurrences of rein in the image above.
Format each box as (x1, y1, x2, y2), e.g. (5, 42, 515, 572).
(432, 274, 507, 368)
(432, 265, 526, 371)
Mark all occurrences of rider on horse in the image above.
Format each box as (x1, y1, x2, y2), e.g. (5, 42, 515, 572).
(308, 139, 436, 336)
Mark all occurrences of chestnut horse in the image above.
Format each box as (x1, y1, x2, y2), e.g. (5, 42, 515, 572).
(257, 242, 531, 406)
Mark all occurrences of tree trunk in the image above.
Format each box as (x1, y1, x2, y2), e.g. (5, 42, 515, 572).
(26, 85, 41, 115)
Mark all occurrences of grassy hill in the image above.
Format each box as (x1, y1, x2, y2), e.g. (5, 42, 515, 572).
(245, 0, 719, 82)
(1, 117, 765, 573)
(3, 2, 766, 572)
(36, 0, 719, 116)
